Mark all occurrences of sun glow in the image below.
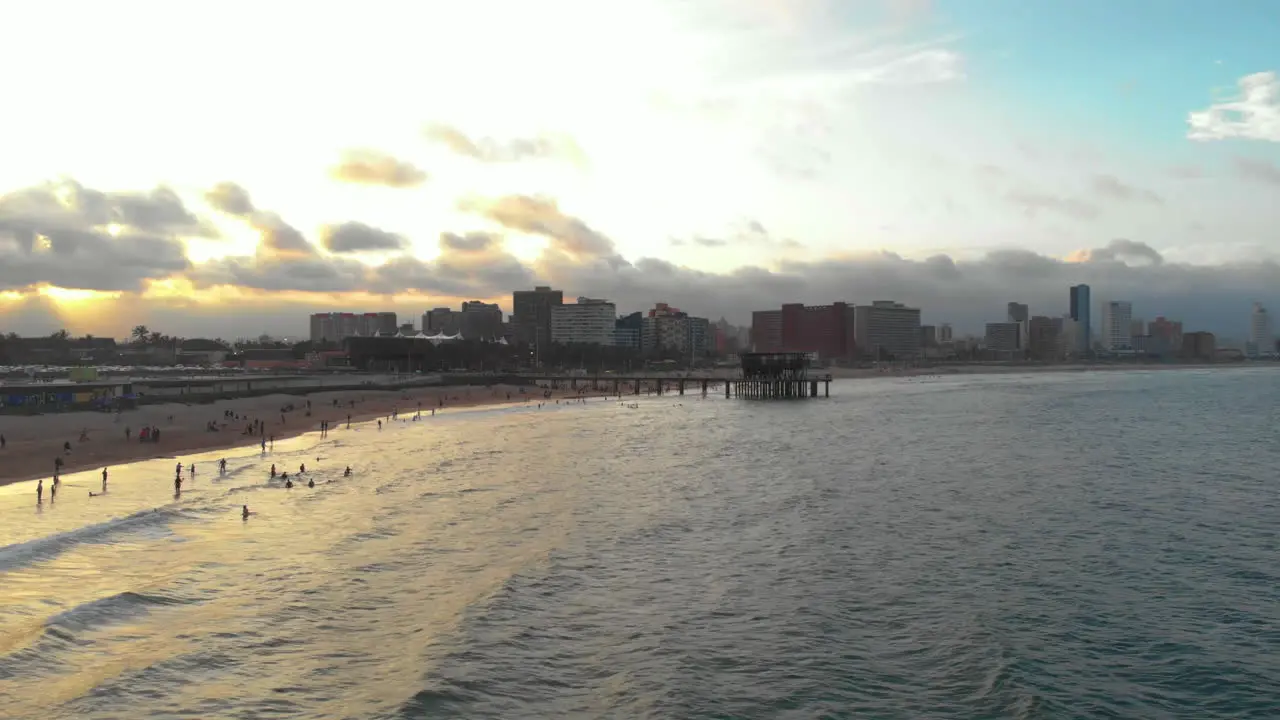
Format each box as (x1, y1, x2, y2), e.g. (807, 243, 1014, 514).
(38, 286, 122, 305)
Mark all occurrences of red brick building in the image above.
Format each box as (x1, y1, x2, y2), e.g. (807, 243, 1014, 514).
(751, 302, 856, 361)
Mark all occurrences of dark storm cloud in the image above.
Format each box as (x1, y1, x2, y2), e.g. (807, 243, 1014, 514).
(423, 124, 585, 165)
(0, 179, 195, 291)
(321, 222, 407, 253)
(329, 149, 428, 188)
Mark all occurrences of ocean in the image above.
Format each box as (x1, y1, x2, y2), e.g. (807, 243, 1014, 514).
(1, 368, 1278, 719)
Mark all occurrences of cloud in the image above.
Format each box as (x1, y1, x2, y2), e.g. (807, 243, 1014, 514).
(372, 232, 533, 298)
(424, 124, 585, 165)
(1233, 157, 1280, 186)
(459, 194, 625, 266)
(1166, 165, 1206, 180)
(204, 181, 255, 217)
(249, 212, 313, 257)
(671, 218, 804, 250)
(329, 150, 428, 188)
(1187, 71, 1280, 142)
(859, 49, 964, 85)
(0, 179, 194, 292)
(187, 254, 371, 295)
(1067, 238, 1163, 266)
(320, 222, 408, 253)
(1006, 189, 1100, 220)
(440, 231, 500, 253)
(1090, 174, 1163, 204)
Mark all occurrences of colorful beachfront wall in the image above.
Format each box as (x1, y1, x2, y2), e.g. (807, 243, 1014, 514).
(2, 390, 114, 406)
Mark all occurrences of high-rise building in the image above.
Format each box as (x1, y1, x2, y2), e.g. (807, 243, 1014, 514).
(512, 286, 563, 348)
(309, 311, 396, 342)
(1028, 316, 1062, 360)
(1249, 302, 1272, 356)
(640, 303, 710, 358)
(938, 323, 953, 343)
(1069, 284, 1091, 354)
(920, 325, 937, 347)
(550, 297, 617, 345)
(422, 307, 457, 334)
(750, 310, 783, 352)
(1130, 319, 1146, 339)
(1182, 331, 1216, 360)
(760, 302, 858, 361)
(985, 322, 1022, 353)
(614, 312, 642, 349)
(459, 301, 504, 340)
(1099, 300, 1133, 352)
(1148, 316, 1183, 349)
(853, 301, 921, 360)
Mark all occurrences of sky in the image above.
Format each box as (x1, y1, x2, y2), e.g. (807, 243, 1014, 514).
(0, 0, 1278, 340)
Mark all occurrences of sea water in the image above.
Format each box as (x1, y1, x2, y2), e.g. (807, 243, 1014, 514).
(0, 369, 1278, 719)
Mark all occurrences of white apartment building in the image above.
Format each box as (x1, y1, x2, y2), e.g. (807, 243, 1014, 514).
(1249, 302, 1272, 356)
(550, 297, 617, 345)
(853, 301, 922, 360)
(1099, 301, 1133, 352)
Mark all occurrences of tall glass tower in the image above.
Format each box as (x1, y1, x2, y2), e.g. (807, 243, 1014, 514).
(1069, 284, 1091, 354)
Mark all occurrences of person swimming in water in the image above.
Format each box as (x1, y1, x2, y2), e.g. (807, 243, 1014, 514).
(285, 478, 293, 489)
(343, 466, 351, 477)
(242, 505, 251, 520)
(299, 463, 306, 474)
(307, 478, 314, 488)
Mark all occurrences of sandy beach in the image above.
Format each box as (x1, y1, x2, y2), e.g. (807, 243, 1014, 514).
(0, 382, 626, 487)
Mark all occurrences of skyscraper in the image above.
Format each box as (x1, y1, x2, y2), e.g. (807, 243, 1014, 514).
(1069, 285, 1091, 354)
(1099, 300, 1133, 352)
(1249, 302, 1272, 356)
(512, 286, 563, 349)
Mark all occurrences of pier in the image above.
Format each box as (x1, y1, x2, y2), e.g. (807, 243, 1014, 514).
(732, 352, 829, 399)
(521, 352, 831, 400)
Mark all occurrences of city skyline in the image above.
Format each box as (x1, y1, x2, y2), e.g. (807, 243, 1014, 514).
(1, 1, 1279, 339)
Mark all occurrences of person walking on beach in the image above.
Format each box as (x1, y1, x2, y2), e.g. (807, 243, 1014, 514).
(102, 467, 108, 492)
(219, 458, 227, 474)
(36, 479, 43, 502)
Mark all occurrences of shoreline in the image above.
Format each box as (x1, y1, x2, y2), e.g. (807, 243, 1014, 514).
(0, 383, 625, 488)
(0, 363, 1263, 488)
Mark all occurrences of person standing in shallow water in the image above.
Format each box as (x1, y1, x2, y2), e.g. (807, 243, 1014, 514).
(36, 479, 43, 502)
(102, 467, 108, 492)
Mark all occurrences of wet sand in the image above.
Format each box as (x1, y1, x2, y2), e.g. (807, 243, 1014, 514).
(0, 383, 620, 487)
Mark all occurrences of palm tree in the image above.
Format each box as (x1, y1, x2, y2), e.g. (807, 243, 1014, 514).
(131, 325, 150, 343)
(50, 329, 70, 341)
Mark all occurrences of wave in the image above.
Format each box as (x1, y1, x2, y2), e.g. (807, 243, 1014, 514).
(0, 506, 183, 573)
